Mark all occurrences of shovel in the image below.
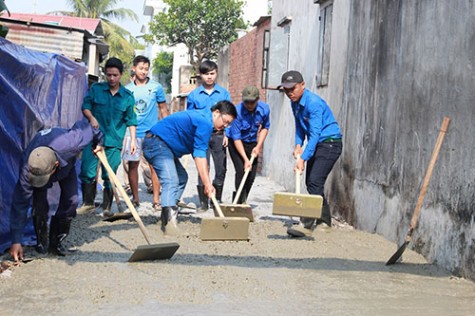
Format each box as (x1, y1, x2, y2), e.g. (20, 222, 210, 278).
(272, 166, 323, 218)
(386, 117, 450, 265)
(218, 155, 255, 221)
(200, 194, 250, 241)
(96, 151, 179, 262)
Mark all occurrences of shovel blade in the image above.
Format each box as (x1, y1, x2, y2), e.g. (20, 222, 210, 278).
(386, 241, 408, 265)
(272, 192, 323, 219)
(102, 212, 133, 222)
(216, 203, 254, 222)
(128, 242, 180, 262)
(200, 217, 250, 241)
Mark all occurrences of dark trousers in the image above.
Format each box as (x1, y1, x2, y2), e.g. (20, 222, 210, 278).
(198, 132, 227, 186)
(302, 141, 342, 227)
(228, 140, 258, 200)
(32, 167, 79, 219)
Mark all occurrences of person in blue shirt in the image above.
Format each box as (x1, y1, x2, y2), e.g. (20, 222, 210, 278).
(143, 100, 237, 233)
(9, 120, 103, 262)
(123, 55, 168, 211)
(187, 60, 231, 212)
(227, 85, 270, 204)
(279, 71, 343, 238)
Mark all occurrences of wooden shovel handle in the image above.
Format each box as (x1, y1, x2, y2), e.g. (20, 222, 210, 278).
(96, 150, 152, 244)
(407, 117, 450, 238)
(210, 194, 225, 218)
(295, 154, 302, 194)
(233, 155, 256, 204)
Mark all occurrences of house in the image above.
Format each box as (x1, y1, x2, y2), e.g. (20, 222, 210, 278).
(0, 13, 108, 78)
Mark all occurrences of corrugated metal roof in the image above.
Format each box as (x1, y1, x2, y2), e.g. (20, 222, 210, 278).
(5, 13, 103, 36)
(1, 20, 85, 59)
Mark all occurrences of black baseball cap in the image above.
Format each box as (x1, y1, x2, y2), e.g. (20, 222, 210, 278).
(278, 70, 304, 89)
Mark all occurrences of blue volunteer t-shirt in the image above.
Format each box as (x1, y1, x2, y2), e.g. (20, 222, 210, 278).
(149, 110, 213, 158)
(227, 100, 271, 142)
(291, 88, 342, 160)
(126, 79, 166, 138)
(186, 84, 231, 111)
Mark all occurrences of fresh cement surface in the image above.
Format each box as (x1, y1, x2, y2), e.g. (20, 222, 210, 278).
(1, 156, 475, 315)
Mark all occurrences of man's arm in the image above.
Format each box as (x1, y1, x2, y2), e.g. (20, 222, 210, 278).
(82, 109, 99, 129)
(9, 168, 34, 262)
(129, 125, 137, 155)
(252, 128, 268, 158)
(82, 86, 99, 128)
(158, 102, 169, 119)
(194, 157, 215, 197)
(233, 139, 252, 171)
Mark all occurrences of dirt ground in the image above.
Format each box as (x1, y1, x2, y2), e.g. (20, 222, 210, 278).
(1, 157, 475, 315)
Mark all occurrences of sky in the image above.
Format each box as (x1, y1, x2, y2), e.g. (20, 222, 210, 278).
(4, 0, 148, 37)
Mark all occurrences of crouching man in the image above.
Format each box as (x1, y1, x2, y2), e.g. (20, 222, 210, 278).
(9, 120, 103, 262)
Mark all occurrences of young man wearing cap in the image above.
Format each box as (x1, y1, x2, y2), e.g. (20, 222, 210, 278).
(9, 120, 103, 262)
(143, 100, 237, 233)
(78, 57, 137, 217)
(227, 85, 270, 203)
(187, 60, 231, 212)
(123, 55, 168, 211)
(279, 70, 343, 237)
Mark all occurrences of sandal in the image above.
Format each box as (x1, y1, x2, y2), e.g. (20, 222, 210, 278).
(152, 203, 161, 211)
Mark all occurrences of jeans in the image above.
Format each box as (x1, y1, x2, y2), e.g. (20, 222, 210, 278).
(198, 132, 227, 186)
(143, 136, 187, 207)
(302, 141, 342, 227)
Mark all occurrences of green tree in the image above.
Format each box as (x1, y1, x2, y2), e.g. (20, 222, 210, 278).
(49, 0, 139, 65)
(153, 51, 174, 93)
(145, 0, 246, 73)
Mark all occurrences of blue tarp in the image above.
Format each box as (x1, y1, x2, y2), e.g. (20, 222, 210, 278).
(0, 36, 87, 253)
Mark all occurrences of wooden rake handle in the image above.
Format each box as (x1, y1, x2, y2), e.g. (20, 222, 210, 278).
(96, 150, 152, 245)
(406, 116, 450, 239)
(232, 155, 256, 204)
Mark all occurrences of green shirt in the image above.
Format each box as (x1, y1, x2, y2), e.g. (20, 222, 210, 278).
(82, 82, 137, 148)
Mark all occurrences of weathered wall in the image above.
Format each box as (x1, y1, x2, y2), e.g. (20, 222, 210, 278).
(264, 0, 321, 185)
(264, 0, 475, 280)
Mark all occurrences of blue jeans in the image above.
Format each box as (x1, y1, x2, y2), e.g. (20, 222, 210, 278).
(143, 136, 188, 207)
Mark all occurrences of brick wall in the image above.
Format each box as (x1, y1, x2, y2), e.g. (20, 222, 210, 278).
(229, 18, 271, 104)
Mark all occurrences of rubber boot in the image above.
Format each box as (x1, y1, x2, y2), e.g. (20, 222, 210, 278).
(160, 206, 179, 234)
(77, 182, 96, 214)
(215, 184, 223, 203)
(102, 187, 114, 217)
(238, 189, 248, 204)
(48, 216, 74, 256)
(33, 215, 48, 254)
(196, 185, 209, 213)
(317, 204, 332, 228)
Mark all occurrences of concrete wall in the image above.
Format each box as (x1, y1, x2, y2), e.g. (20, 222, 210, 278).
(264, 0, 475, 280)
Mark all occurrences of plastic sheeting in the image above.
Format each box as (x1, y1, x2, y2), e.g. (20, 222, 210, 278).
(0, 36, 87, 253)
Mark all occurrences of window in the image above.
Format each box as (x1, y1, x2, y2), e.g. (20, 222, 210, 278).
(261, 30, 270, 89)
(317, 1, 333, 87)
